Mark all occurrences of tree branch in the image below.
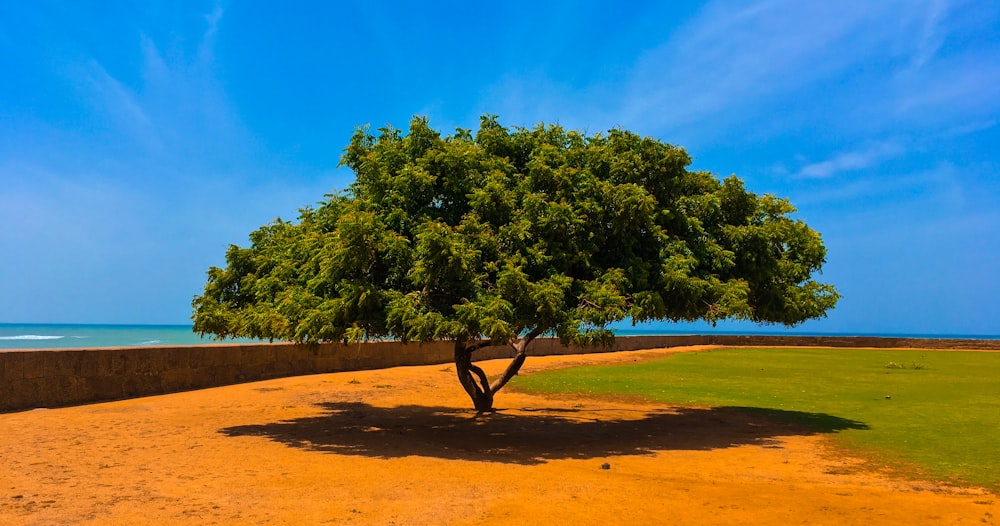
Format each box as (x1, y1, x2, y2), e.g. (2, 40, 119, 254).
(577, 295, 633, 310)
(489, 327, 544, 394)
(468, 363, 491, 394)
(465, 340, 495, 353)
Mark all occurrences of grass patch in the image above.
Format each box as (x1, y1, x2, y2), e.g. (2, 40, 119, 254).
(512, 347, 1000, 490)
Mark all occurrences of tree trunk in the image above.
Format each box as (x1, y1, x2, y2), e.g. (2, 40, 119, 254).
(454, 340, 494, 412)
(453, 330, 541, 412)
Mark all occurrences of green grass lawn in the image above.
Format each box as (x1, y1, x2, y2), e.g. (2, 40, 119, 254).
(511, 347, 1000, 490)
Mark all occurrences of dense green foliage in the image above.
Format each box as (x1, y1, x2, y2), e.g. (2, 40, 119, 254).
(192, 115, 839, 410)
(513, 348, 1000, 490)
(193, 116, 837, 346)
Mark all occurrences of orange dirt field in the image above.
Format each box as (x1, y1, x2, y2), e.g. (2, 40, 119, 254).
(1, 347, 996, 525)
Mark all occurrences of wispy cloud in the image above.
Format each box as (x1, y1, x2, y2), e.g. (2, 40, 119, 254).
(907, 0, 950, 71)
(620, 1, 889, 129)
(477, 0, 996, 144)
(195, 2, 224, 67)
(53, 3, 248, 173)
(67, 58, 160, 150)
(939, 119, 997, 138)
(795, 142, 905, 179)
(790, 160, 975, 213)
(894, 58, 1000, 118)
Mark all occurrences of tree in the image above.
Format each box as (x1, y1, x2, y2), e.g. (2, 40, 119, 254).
(192, 116, 840, 412)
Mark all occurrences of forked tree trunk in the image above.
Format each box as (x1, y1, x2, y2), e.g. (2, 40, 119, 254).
(454, 342, 494, 412)
(453, 330, 541, 412)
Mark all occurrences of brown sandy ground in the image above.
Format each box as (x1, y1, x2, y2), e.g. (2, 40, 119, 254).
(0, 347, 996, 525)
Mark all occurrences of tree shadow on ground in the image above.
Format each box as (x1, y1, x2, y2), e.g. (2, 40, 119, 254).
(220, 402, 868, 465)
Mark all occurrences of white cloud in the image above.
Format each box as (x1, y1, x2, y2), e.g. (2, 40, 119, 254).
(197, 3, 224, 64)
(795, 142, 905, 179)
(895, 58, 1000, 118)
(939, 119, 997, 137)
(908, 0, 949, 71)
(476, 0, 995, 143)
(791, 160, 970, 210)
(52, 3, 246, 170)
(66, 58, 160, 150)
(620, 1, 888, 129)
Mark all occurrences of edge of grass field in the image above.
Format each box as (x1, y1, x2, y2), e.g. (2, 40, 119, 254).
(510, 346, 1000, 492)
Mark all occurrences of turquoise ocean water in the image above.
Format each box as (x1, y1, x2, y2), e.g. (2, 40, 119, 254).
(1, 323, 996, 350)
(0, 324, 265, 350)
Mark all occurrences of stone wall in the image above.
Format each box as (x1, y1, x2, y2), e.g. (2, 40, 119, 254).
(2, 335, 997, 412)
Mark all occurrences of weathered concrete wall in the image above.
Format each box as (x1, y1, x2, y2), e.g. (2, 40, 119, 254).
(1, 335, 997, 412)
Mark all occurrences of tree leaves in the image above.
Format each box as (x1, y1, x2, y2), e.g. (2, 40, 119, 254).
(193, 115, 840, 344)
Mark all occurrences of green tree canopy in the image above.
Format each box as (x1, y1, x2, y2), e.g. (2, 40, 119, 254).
(193, 116, 840, 411)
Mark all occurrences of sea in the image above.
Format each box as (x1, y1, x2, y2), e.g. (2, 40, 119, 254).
(0, 324, 264, 350)
(1, 323, 997, 350)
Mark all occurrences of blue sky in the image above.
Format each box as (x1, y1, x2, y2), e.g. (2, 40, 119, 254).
(1, 1, 998, 336)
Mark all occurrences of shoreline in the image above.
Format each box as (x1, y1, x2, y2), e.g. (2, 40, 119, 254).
(3, 322, 1000, 352)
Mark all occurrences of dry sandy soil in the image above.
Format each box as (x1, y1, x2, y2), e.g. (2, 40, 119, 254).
(1, 347, 996, 525)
